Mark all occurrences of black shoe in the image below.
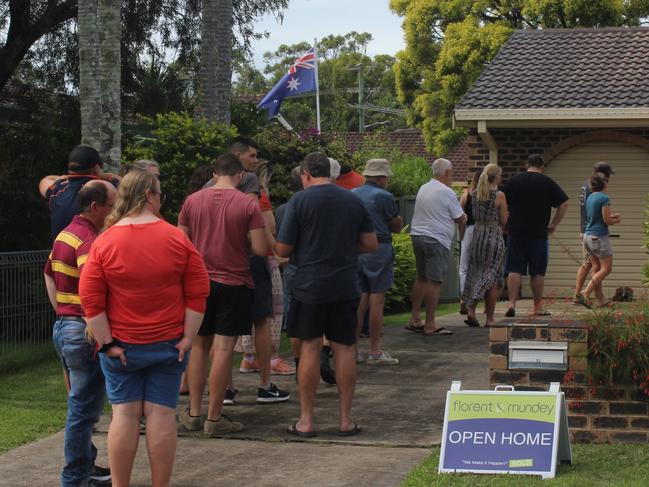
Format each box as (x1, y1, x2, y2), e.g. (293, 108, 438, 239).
(89, 465, 111, 486)
(257, 383, 290, 403)
(320, 347, 336, 385)
(223, 388, 238, 406)
(504, 308, 515, 318)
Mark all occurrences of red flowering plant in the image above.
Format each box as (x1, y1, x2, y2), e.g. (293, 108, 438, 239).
(585, 302, 649, 399)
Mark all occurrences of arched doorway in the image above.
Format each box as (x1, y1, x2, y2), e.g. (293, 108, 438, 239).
(543, 141, 649, 296)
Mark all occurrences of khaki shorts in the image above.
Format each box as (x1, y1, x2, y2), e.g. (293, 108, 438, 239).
(583, 234, 613, 259)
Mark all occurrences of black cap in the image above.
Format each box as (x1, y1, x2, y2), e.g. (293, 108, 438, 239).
(594, 161, 615, 176)
(67, 145, 102, 172)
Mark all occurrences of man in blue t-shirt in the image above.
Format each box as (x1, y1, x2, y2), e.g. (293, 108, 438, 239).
(352, 159, 403, 366)
(39, 145, 119, 240)
(276, 152, 377, 438)
(573, 162, 615, 304)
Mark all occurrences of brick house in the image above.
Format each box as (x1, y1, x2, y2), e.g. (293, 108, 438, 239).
(453, 27, 649, 295)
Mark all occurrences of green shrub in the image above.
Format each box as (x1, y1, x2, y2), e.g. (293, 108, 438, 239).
(585, 304, 649, 397)
(123, 112, 237, 222)
(255, 125, 348, 204)
(388, 156, 431, 197)
(385, 229, 416, 312)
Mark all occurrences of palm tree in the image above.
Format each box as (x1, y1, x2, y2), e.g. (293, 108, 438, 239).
(78, 0, 102, 151)
(78, 0, 121, 173)
(200, 0, 232, 124)
(98, 0, 121, 172)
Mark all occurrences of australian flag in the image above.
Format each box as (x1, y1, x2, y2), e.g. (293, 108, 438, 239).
(257, 47, 317, 118)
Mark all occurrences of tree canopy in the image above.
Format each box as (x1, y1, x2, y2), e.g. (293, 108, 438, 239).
(390, 0, 649, 154)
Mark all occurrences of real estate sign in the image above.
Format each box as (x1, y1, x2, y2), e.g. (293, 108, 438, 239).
(439, 382, 572, 479)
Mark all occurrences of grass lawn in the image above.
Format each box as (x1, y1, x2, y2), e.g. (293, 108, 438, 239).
(401, 444, 649, 486)
(0, 350, 68, 454)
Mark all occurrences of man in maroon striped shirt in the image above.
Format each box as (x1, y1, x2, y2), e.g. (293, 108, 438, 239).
(44, 180, 116, 487)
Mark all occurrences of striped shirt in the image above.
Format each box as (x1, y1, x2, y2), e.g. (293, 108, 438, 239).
(44, 215, 98, 316)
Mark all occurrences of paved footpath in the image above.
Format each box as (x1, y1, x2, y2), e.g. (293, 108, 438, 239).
(0, 309, 499, 487)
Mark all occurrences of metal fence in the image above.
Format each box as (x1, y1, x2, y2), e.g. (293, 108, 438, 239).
(0, 250, 54, 353)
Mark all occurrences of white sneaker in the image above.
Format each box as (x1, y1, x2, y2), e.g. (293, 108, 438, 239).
(366, 351, 399, 366)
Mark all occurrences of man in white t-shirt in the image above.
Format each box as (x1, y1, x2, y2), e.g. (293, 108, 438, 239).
(407, 158, 466, 335)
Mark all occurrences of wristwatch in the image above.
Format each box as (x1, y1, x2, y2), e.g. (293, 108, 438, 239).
(98, 339, 118, 354)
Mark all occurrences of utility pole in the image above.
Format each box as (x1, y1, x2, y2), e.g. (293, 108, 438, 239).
(357, 65, 365, 133)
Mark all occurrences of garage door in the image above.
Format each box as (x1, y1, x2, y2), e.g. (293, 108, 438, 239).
(543, 141, 649, 296)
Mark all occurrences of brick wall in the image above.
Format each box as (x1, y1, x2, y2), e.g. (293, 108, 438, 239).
(467, 128, 649, 179)
(490, 322, 649, 443)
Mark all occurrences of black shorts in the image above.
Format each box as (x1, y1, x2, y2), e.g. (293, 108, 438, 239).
(198, 281, 254, 337)
(287, 298, 359, 345)
(250, 256, 273, 321)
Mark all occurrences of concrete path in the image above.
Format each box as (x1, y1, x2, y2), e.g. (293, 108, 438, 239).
(0, 308, 496, 487)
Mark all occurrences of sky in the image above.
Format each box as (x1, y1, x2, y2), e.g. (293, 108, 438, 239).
(250, 0, 406, 69)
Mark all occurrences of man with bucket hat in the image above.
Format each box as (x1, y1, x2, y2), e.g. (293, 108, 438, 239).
(352, 159, 403, 365)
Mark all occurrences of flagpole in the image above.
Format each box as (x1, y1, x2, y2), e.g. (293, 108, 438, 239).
(314, 38, 321, 133)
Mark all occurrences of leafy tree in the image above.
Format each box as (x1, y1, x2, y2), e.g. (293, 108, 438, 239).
(390, 0, 649, 154)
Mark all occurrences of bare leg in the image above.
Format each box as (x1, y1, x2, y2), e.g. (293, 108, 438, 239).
(507, 272, 521, 311)
(584, 256, 612, 306)
(329, 340, 357, 431)
(484, 284, 499, 326)
(206, 335, 238, 421)
(409, 277, 425, 324)
(254, 317, 272, 386)
(290, 337, 301, 358)
(356, 293, 370, 351)
(63, 369, 70, 393)
(422, 280, 442, 333)
(187, 335, 212, 417)
(530, 275, 545, 314)
(368, 293, 385, 355)
(296, 337, 321, 432)
(107, 401, 143, 487)
(143, 401, 177, 487)
(574, 260, 592, 298)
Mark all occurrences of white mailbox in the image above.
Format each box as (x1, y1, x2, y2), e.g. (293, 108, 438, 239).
(508, 341, 568, 371)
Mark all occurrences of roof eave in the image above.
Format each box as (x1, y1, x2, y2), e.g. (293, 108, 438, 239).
(454, 108, 649, 128)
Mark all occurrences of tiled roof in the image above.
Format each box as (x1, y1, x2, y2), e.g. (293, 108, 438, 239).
(457, 28, 649, 110)
(340, 129, 469, 182)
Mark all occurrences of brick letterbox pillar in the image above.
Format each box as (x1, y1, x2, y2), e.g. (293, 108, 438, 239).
(489, 321, 649, 443)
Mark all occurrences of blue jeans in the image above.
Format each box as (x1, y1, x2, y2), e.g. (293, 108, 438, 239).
(52, 318, 106, 487)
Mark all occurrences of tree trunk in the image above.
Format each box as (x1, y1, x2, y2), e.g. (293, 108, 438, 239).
(77, 0, 103, 152)
(200, 0, 232, 124)
(98, 0, 121, 172)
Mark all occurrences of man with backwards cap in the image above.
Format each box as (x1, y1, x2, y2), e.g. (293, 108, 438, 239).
(574, 161, 615, 304)
(39, 145, 120, 241)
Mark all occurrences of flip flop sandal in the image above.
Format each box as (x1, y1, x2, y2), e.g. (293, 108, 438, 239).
(287, 423, 317, 438)
(464, 318, 480, 327)
(422, 327, 453, 336)
(404, 323, 424, 333)
(338, 423, 362, 437)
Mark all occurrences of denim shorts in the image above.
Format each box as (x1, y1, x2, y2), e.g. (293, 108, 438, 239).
(358, 243, 394, 293)
(583, 234, 613, 259)
(99, 338, 187, 409)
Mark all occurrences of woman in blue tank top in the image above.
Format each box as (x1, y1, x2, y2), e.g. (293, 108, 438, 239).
(576, 172, 622, 308)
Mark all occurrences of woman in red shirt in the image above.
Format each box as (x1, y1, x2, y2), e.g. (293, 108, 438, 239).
(80, 171, 209, 487)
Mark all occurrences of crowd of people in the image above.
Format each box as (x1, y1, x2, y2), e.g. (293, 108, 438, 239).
(39, 140, 619, 486)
